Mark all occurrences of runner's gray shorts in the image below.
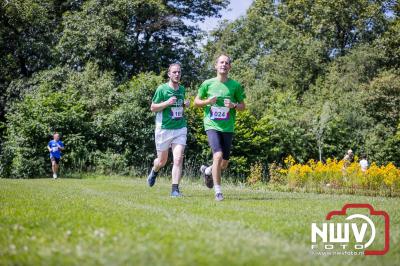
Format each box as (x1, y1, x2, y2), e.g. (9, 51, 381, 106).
(155, 127, 187, 151)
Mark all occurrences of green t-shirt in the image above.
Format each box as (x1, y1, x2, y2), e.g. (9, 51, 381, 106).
(197, 78, 246, 132)
(152, 83, 187, 130)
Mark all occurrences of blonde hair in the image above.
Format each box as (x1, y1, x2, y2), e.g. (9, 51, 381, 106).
(215, 54, 232, 64)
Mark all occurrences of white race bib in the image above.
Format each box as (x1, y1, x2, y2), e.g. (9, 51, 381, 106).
(52, 147, 59, 152)
(210, 106, 229, 120)
(171, 107, 183, 119)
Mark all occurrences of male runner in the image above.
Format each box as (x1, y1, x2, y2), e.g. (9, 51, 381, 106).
(48, 133, 65, 179)
(194, 54, 246, 201)
(147, 63, 190, 197)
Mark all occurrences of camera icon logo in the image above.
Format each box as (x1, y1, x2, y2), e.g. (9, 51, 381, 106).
(311, 204, 390, 256)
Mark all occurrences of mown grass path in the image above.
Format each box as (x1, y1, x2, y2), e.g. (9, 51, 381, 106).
(0, 177, 399, 265)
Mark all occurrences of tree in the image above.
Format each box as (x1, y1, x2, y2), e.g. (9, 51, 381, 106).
(0, 0, 91, 148)
(274, 0, 397, 57)
(258, 89, 314, 163)
(361, 70, 400, 165)
(300, 45, 384, 160)
(0, 0, 229, 144)
(363, 70, 400, 131)
(56, 0, 229, 79)
(377, 18, 400, 70)
(0, 64, 165, 178)
(312, 101, 333, 161)
(203, 3, 327, 116)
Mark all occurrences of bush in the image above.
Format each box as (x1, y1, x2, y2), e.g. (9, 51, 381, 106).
(247, 161, 264, 185)
(0, 64, 164, 178)
(268, 162, 287, 185)
(2, 78, 91, 177)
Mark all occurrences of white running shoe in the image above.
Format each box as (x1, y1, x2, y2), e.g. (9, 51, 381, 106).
(53, 173, 57, 179)
(215, 193, 224, 201)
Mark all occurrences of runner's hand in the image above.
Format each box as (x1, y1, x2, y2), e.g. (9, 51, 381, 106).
(184, 99, 190, 107)
(224, 98, 234, 108)
(167, 96, 177, 105)
(207, 96, 217, 105)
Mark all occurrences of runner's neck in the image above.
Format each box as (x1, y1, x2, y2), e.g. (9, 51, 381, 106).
(216, 74, 228, 83)
(168, 80, 180, 90)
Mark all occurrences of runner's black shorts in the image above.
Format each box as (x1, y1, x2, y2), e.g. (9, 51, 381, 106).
(50, 157, 61, 164)
(206, 129, 233, 160)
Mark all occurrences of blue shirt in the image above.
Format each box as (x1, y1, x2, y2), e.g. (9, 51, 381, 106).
(48, 140, 64, 158)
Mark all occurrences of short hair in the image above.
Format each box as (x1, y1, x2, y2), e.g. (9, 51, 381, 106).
(168, 63, 181, 73)
(215, 54, 232, 65)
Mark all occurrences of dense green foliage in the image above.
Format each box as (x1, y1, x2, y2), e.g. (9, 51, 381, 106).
(203, 0, 400, 169)
(1, 0, 399, 178)
(0, 0, 228, 135)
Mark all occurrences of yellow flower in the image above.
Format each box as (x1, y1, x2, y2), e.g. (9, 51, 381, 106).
(284, 157, 400, 191)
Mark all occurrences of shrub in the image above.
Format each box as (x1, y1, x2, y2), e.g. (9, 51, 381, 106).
(247, 161, 264, 185)
(1, 65, 163, 178)
(268, 162, 287, 185)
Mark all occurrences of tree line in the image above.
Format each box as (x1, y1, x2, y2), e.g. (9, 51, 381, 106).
(0, 0, 399, 179)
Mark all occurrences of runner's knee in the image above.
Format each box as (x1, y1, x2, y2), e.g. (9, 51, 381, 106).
(159, 159, 168, 167)
(213, 152, 223, 162)
(155, 157, 167, 168)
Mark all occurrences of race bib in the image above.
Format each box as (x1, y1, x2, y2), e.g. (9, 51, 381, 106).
(171, 107, 183, 119)
(210, 106, 229, 120)
(52, 147, 59, 152)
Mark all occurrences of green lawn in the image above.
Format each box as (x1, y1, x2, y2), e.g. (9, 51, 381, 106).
(0, 176, 399, 266)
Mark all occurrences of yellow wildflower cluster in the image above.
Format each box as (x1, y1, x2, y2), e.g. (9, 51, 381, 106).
(284, 156, 400, 191)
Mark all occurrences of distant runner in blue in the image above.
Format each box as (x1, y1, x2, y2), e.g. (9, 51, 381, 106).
(47, 133, 65, 179)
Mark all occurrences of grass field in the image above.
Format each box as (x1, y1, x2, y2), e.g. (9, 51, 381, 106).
(0, 176, 399, 266)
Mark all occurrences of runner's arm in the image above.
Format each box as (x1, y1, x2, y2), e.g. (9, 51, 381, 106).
(151, 101, 169, 112)
(151, 96, 176, 112)
(194, 95, 215, 107)
(234, 101, 246, 111)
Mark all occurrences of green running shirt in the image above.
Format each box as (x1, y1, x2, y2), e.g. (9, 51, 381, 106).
(197, 78, 246, 132)
(152, 83, 187, 129)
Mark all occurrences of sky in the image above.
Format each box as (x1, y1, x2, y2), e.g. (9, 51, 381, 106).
(198, 0, 254, 32)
